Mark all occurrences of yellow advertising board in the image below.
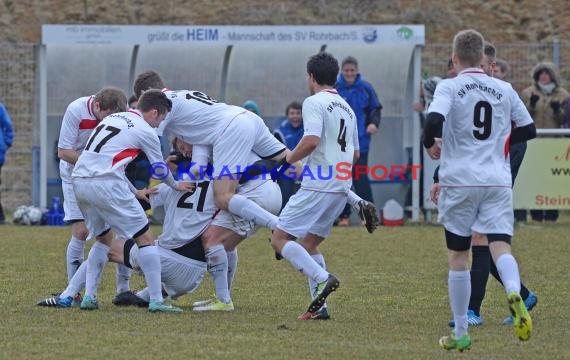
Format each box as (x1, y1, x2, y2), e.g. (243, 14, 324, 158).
(513, 138, 570, 209)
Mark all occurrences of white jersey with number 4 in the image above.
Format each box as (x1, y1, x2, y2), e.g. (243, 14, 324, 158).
(301, 89, 358, 193)
(160, 90, 245, 145)
(150, 182, 216, 249)
(428, 68, 533, 187)
(57, 96, 99, 180)
(72, 110, 166, 182)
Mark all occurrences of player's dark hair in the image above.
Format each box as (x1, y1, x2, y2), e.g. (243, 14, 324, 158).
(341, 56, 359, 69)
(495, 58, 510, 75)
(285, 101, 302, 115)
(128, 95, 138, 108)
(484, 41, 496, 61)
(133, 70, 166, 98)
(307, 52, 339, 87)
(136, 89, 172, 115)
(94, 86, 127, 113)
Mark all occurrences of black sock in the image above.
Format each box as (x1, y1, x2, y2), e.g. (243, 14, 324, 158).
(520, 283, 530, 300)
(490, 259, 503, 285)
(468, 246, 491, 316)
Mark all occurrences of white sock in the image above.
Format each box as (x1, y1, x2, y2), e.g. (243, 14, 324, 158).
(137, 245, 163, 303)
(347, 190, 361, 207)
(281, 241, 329, 284)
(495, 254, 521, 294)
(84, 242, 110, 299)
(60, 261, 87, 298)
(308, 253, 326, 299)
(228, 194, 278, 229)
(115, 263, 132, 294)
(449, 270, 470, 338)
(227, 249, 238, 290)
(66, 236, 85, 281)
(206, 244, 231, 304)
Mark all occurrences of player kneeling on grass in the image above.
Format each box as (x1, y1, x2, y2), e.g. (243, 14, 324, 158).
(424, 29, 536, 351)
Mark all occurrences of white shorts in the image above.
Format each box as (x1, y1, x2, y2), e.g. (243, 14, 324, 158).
(213, 179, 282, 237)
(72, 177, 149, 240)
(277, 189, 347, 239)
(62, 177, 83, 221)
(129, 245, 207, 299)
(438, 186, 514, 237)
(212, 111, 286, 177)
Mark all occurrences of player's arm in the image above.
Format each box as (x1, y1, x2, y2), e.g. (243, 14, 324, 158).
(511, 123, 536, 144)
(422, 112, 444, 149)
(353, 120, 360, 164)
(365, 83, 382, 132)
(140, 130, 191, 192)
(286, 135, 319, 164)
(286, 98, 322, 164)
(57, 106, 82, 164)
(510, 87, 537, 144)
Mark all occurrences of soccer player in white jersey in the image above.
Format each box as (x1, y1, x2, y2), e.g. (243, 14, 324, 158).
(70, 90, 192, 313)
(270, 52, 358, 320)
(39, 176, 214, 308)
(423, 29, 537, 351)
(56, 87, 132, 301)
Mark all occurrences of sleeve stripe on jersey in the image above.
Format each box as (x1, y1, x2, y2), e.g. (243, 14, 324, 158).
(79, 119, 99, 130)
(86, 96, 94, 117)
(112, 148, 141, 167)
(504, 133, 511, 160)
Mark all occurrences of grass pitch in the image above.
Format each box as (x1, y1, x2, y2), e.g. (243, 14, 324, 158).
(1, 219, 568, 359)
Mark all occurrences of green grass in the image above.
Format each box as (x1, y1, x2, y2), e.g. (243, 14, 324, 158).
(1, 220, 568, 359)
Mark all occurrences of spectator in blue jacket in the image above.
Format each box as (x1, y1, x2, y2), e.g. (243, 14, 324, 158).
(335, 56, 382, 226)
(273, 101, 303, 209)
(0, 102, 14, 224)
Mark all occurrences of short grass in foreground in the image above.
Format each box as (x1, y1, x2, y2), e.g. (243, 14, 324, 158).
(1, 219, 568, 359)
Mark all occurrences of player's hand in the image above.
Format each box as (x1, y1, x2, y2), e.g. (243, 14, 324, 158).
(529, 94, 539, 107)
(177, 181, 195, 193)
(165, 154, 178, 172)
(136, 187, 158, 203)
(412, 101, 425, 112)
(550, 101, 561, 114)
(366, 123, 378, 135)
(430, 183, 441, 205)
(427, 138, 441, 159)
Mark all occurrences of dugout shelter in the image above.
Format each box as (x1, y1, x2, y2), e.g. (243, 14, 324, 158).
(38, 24, 425, 221)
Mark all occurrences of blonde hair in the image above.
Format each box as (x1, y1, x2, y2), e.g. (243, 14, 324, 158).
(452, 29, 484, 68)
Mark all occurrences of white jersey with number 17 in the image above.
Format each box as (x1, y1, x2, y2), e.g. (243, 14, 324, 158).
(428, 68, 533, 187)
(300, 89, 358, 193)
(72, 110, 168, 184)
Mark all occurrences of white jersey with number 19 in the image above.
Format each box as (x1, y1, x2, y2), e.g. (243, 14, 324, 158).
(428, 68, 533, 187)
(160, 90, 245, 146)
(300, 89, 358, 193)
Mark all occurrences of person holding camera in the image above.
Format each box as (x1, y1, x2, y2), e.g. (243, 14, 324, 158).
(521, 62, 569, 222)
